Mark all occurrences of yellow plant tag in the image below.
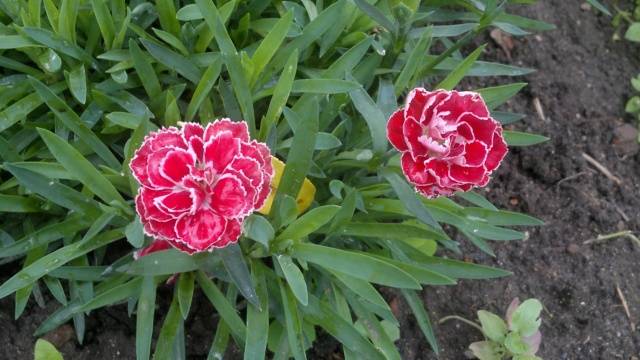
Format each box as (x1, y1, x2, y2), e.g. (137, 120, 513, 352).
(258, 157, 316, 215)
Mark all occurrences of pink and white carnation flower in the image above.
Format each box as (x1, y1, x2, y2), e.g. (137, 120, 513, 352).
(387, 88, 508, 198)
(130, 119, 273, 254)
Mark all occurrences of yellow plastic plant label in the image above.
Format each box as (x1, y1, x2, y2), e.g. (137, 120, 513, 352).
(258, 156, 316, 215)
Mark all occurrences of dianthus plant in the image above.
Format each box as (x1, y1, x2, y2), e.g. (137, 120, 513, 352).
(0, 0, 551, 358)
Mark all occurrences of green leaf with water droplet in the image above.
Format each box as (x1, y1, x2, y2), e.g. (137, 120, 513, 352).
(0, 227, 122, 300)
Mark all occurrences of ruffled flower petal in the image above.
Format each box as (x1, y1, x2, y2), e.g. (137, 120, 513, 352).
(204, 132, 241, 173)
(211, 175, 249, 218)
(387, 109, 408, 151)
(204, 118, 250, 143)
(175, 209, 227, 252)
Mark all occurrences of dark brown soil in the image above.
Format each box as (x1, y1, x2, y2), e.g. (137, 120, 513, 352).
(397, 1, 640, 359)
(2, 1, 640, 359)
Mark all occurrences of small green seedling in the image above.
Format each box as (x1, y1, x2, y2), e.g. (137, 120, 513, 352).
(625, 75, 640, 143)
(613, 0, 640, 142)
(442, 298, 543, 360)
(34, 339, 64, 360)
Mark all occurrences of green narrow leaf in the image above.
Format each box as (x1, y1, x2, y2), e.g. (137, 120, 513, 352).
(456, 191, 497, 210)
(244, 262, 269, 360)
(0, 215, 89, 259)
(278, 279, 307, 360)
(274, 106, 318, 203)
(291, 79, 360, 94)
(259, 50, 298, 140)
(3, 164, 100, 215)
(129, 39, 162, 99)
(176, 4, 200, 20)
(332, 224, 444, 244)
(225, 52, 255, 134)
(476, 83, 526, 109)
(381, 168, 444, 232)
(243, 214, 275, 247)
(218, 243, 260, 310)
(23, 27, 96, 67)
(156, 0, 181, 36)
(277, 205, 340, 242)
(153, 28, 189, 56)
(42, 276, 67, 305)
(196, 271, 247, 343)
(58, 0, 79, 44)
(250, 11, 293, 85)
(0, 194, 40, 213)
(197, 0, 256, 135)
(0, 35, 39, 49)
(303, 296, 385, 360)
(586, 0, 611, 16)
(164, 91, 180, 126)
(36, 277, 141, 336)
(401, 289, 439, 353)
(120, 249, 207, 275)
(140, 39, 202, 83)
(137, 276, 157, 360)
(43, 0, 59, 32)
(267, 0, 347, 75)
(292, 243, 421, 289)
(395, 27, 432, 95)
(436, 45, 485, 90)
(0, 82, 66, 133)
(154, 291, 182, 360)
(353, 0, 398, 34)
(503, 130, 549, 146)
(399, 244, 511, 280)
(125, 216, 145, 248)
(331, 271, 392, 313)
(345, 293, 401, 360)
(49, 266, 107, 282)
(369, 253, 455, 285)
(14, 244, 46, 318)
(28, 77, 121, 169)
(111, 7, 132, 49)
(276, 255, 308, 306)
(463, 207, 543, 226)
(185, 56, 222, 121)
(348, 76, 387, 153)
(67, 65, 87, 104)
(37, 128, 126, 206)
(206, 287, 236, 359)
(91, 0, 116, 48)
(0, 227, 121, 300)
(177, 272, 195, 319)
(208, 321, 231, 360)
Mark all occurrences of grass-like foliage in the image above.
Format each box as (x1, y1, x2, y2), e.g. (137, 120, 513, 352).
(0, 0, 551, 358)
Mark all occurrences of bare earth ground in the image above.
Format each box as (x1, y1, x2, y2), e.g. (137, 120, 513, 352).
(1, 1, 640, 359)
(398, 1, 640, 359)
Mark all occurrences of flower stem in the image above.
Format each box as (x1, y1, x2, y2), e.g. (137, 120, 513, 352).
(439, 315, 485, 334)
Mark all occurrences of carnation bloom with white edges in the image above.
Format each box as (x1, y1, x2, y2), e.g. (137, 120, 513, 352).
(130, 120, 273, 254)
(387, 88, 508, 198)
